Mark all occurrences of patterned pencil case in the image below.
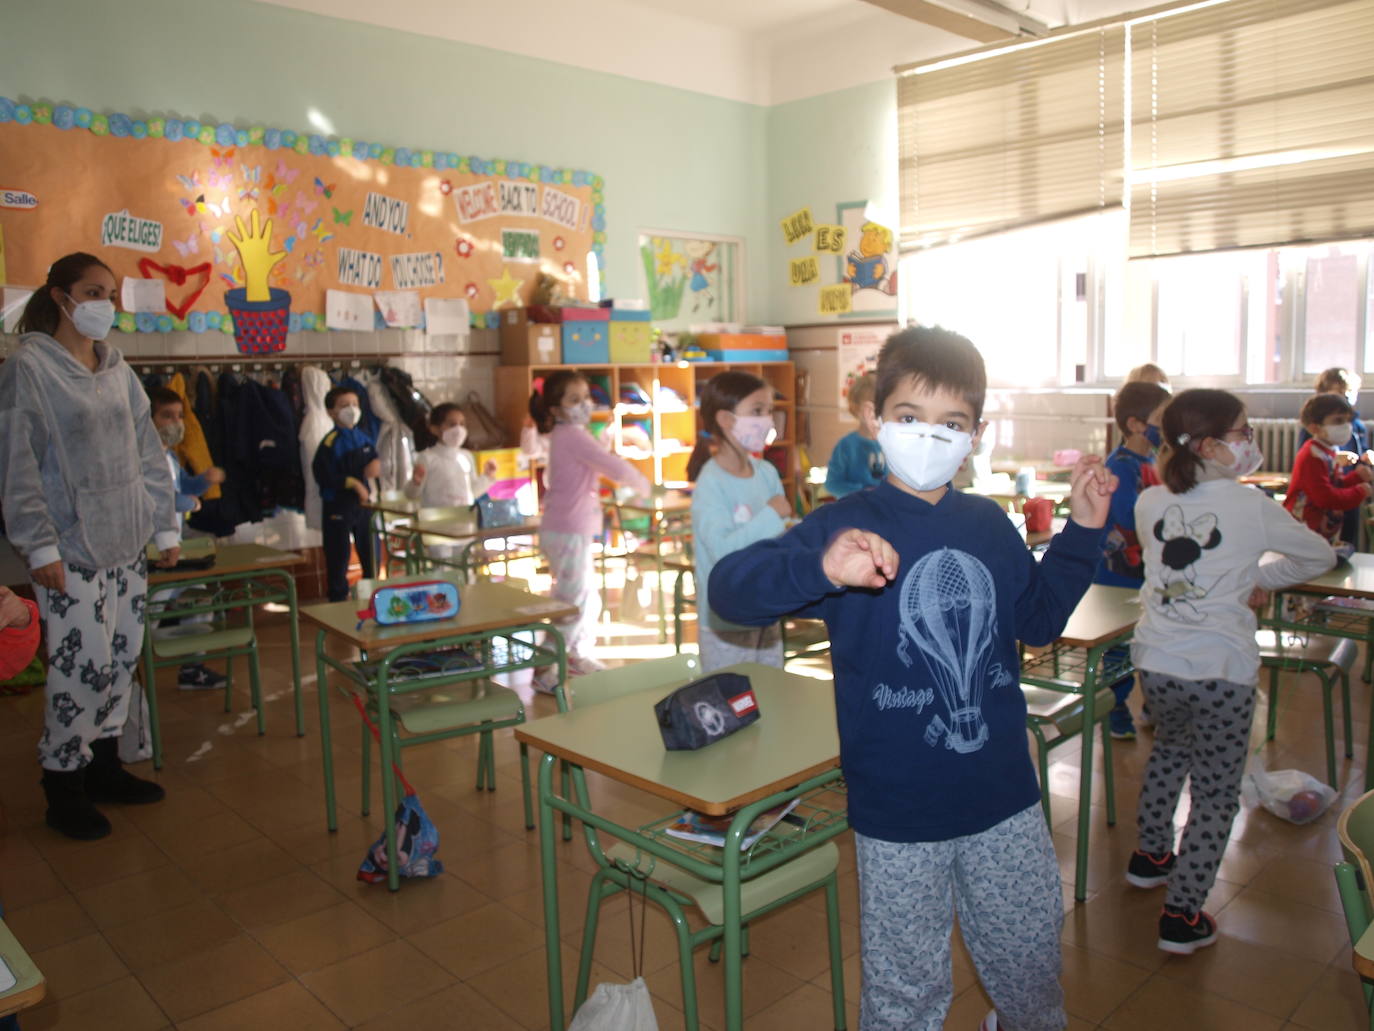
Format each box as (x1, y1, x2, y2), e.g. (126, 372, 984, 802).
(356, 580, 461, 627)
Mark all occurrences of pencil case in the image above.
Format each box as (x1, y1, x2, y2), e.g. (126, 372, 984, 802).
(356, 580, 461, 627)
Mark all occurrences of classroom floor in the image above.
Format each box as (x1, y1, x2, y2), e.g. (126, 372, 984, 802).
(0, 578, 1370, 1030)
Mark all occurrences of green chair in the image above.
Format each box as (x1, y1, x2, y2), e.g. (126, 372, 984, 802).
(1022, 683, 1117, 828)
(1335, 789, 1374, 1030)
(564, 654, 847, 1031)
(408, 505, 479, 579)
(1257, 628, 1356, 787)
(372, 490, 418, 578)
(353, 577, 537, 830)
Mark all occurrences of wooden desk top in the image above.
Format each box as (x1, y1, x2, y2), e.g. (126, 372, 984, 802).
(412, 517, 541, 542)
(148, 543, 304, 585)
(516, 663, 840, 816)
(1292, 553, 1374, 600)
(0, 917, 45, 1017)
(364, 498, 420, 518)
(301, 577, 576, 650)
(1054, 584, 1141, 649)
(614, 489, 693, 516)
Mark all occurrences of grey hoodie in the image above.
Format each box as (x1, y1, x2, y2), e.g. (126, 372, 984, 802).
(0, 332, 179, 571)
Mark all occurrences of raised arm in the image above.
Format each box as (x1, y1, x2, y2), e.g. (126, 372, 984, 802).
(1256, 496, 1336, 590)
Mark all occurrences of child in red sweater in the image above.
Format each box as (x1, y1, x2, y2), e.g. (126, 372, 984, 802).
(0, 585, 40, 681)
(1285, 393, 1372, 543)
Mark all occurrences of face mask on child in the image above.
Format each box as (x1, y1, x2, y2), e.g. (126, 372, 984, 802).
(1218, 439, 1264, 478)
(561, 400, 593, 425)
(157, 423, 185, 448)
(728, 414, 775, 454)
(877, 419, 973, 492)
(441, 425, 467, 448)
(1322, 422, 1352, 446)
(63, 295, 116, 341)
(337, 405, 362, 429)
(1143, 424, 1163, 449)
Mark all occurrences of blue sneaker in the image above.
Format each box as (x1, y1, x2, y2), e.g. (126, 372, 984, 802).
(1109, 704, 1136, 740)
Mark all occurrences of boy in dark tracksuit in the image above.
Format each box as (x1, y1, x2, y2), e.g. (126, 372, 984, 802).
(313, 387, 379, 601)
(711, 327, 1116, 1031)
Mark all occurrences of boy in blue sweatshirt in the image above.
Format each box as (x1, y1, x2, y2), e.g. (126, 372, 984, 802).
(826, 372, 885, 497)
(710, 326, 1116, 1031)
(1095, 379, 1169, 739)
(313, 387, 380, 602)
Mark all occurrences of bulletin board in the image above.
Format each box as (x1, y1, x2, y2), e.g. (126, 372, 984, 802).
(0, 97, 605, 333)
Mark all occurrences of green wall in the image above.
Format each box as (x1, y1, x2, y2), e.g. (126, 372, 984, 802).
(0, 0, 771, 318)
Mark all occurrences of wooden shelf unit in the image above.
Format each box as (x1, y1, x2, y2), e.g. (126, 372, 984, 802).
(493, 360, 800, 500)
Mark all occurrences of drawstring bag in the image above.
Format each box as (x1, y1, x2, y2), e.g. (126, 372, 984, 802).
(460, 390, 506, 451)
(352, 695, 444, 884)
(568, 871, 660, 1031)
(1241, 757, 1336, 825)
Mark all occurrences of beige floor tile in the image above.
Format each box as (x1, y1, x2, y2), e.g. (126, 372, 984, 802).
(215, 866, 345, 931)
(137, 933, 290, 1022)
(408, 901, 545, 978)
(44, 833, 171, 892)
(104, 897, 240, 972)
(641, 943, 809, 1027)
(177, 980, 346, 1031)
(301, 939, 454, 1026)
(1154, 933, 1327, 1018)
(354, 981, 525, 1031)
(342, 869, 491, 934)
(255, 900, 397, 975)
(742, 895, 861, 984)
(21, 974, 169, 1031)
(468, 942, 625, 1031)
(1213, 884, 1350, 964)
(4, 892, 95, 952)
(0, 860, 67, 911)
(1286, 964, 1372, 1030)
(29, 931, 128, 999)
(1059, 942, 1153, 1024)
(144, 808, 263, 863)
(745, 981, 848, 1031)
(1246, 852, 1346, 914)
(1102, 973, 1285, 1030)
(72, 864, 203, 931)
(183, 836, 302, 895)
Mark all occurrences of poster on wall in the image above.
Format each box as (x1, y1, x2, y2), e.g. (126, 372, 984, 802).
(0, 97, 605, 339)
(637, 229, 742, 331)
(837, 327, 887, 419)
(836, 201, 898, 320)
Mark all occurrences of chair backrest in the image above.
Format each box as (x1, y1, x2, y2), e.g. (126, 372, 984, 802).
(1337, 789, 1374, 921)
(564, 653, 701, 712)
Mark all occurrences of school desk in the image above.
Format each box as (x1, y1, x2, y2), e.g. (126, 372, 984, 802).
(406, 514, 542, 580)
(301, 578, 576, 890)
(0, 917, 44, 1017)
(1020, 583, 1141, 901)
(1265, 553, 1374, 789)
(145, 542, 306, 764)
(515, 662, 846, 1031)
(606, 487, 693, 642)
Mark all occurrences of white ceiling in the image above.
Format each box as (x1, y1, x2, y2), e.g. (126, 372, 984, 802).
(254, 0, 1154, 105)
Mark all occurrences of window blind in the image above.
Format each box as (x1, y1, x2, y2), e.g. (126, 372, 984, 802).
(896, 26, 1125, 252)
(1130, 0, 1374, 257)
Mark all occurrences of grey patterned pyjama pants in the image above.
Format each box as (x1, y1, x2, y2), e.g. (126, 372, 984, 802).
(34, 556, 148, 771)
(855, 803, 1067, 1031)
(1137, 669, 1256, 915)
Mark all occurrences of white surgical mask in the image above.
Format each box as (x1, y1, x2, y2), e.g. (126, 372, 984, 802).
(1322, 422, 1352, 446)
(877, 419, 973, 492)
(1220, 438, 1264, 478)
(728, 414, 775, 454)
(157, 422, 185, 448)
(337, 405, 362, 428)
(562, 400, 593, 425)
(64, 295, 116, 341)
(441, 425, 467, 448)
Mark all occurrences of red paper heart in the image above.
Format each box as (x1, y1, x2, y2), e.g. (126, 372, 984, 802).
(137, 258, 212, 318)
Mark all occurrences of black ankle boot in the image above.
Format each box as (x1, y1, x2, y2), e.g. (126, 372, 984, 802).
(85, 737, 165, 805)
(41, 768, 112, 840)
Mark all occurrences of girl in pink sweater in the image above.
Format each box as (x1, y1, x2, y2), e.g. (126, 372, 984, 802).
(531, 372, 649, 684)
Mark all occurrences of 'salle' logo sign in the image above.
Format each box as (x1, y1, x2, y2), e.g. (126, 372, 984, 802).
(0, 190, 37, 209)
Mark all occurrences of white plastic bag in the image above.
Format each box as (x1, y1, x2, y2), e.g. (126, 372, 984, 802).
(567, 977, 659, 1031)
(1241, 760, 1336, 825)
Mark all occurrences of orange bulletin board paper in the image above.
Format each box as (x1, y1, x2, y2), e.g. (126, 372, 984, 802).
(0, 105, 603, 333)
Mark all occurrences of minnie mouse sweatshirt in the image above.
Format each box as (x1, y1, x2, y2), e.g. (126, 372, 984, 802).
(1132, 478, 1334, 684)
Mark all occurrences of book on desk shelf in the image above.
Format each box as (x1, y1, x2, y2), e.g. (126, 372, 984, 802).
(664, 798, 801, 851)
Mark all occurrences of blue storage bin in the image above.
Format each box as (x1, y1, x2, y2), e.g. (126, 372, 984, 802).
(563, 321, 610, 364)
(704, 349, 790, 362)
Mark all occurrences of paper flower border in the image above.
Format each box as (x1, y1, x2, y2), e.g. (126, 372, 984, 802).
(0, 97, 604, 335)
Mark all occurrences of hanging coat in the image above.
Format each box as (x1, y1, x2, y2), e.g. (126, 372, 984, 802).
(367, 376, 414, 494)
(168, 371, 219, 501)
(299, 366, 334, 531)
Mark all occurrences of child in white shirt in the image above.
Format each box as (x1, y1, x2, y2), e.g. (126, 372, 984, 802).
(405, 403, 495, 508)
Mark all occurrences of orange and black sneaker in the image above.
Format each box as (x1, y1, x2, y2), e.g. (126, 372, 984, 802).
(1126, 848, 1175, 888)
(1158, 907, 1217, 955)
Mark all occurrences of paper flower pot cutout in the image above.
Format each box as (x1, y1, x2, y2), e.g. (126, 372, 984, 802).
(224, 287, 291, 353)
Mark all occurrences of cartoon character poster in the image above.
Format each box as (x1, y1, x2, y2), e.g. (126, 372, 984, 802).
(638, 230, 741, 330)
(837, 201, 898, 319)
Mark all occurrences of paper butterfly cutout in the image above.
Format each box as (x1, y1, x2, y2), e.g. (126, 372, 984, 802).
(332, 207, 353, 225)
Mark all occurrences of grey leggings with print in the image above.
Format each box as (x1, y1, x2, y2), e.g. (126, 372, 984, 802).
(1137, 669, 1256, 915)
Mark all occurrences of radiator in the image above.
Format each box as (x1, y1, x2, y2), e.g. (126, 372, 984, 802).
(1251, 417, 1301, 473)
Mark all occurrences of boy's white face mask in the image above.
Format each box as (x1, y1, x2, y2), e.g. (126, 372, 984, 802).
(876, 419, 973, 492)
(337, 405, 362, 428)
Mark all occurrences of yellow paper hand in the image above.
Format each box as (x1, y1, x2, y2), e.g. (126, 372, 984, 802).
(227, 210, 285, 302)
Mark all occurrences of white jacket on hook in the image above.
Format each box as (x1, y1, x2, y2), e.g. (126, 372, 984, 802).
(367, 375, 414, 494)
(299, 365, 333, 531)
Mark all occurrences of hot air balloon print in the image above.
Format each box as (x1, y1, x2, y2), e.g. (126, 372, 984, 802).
(897, 548, 998, 755)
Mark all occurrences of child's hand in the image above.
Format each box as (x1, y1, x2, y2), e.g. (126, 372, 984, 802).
(482, 459, 498, 478)
(1066, 455, 1117, 529)
(31, 561, 65, 593)
(1247, 586, 1270, 611)
(822, 529, 899, 589)
(364, 458, 382, 480)
(192, 498, 202, 512)
(204, 467, 226, 485)
(411, 465, 427, 486)
(1336, 451, 1359, 468)
(155, 546, 181, 569)
(0, 586, 31, 630)
(353, 481, 372, 503)
(1362, 482, 1374, 498)
(1357, 464, 1374, 484)
(1363, 450, 1374, 466)
(768, 495, 792, 518)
